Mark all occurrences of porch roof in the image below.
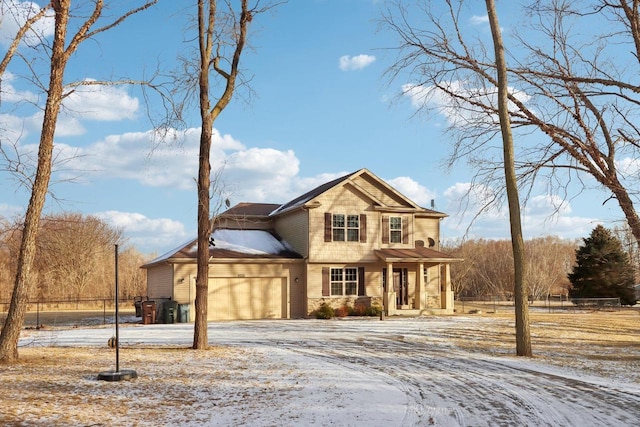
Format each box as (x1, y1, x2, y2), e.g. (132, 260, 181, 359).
(374, 247, 463, 263)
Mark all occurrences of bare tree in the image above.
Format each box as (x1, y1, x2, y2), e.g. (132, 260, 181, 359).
(485, 0, 531, 356)
(525, 236, 576, 300)
(1, 212, 146, 302)
(0, 0, 157, 362)
(191, 0, 253, 349)
(448, 237, 577, 300)
(35, 213, 122, 300)
(381, 0, 640, 249)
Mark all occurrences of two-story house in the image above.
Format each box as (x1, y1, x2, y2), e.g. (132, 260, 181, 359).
(142, 168, 461, 321)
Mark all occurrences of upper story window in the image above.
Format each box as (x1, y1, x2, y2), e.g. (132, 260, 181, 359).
(333, 214, 359, 241)
(389, 216, 402, 243)
(325, 213, 366, 243)
(382, 215, 407, 244)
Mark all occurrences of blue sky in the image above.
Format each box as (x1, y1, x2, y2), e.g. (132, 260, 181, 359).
(0, 0, 624, 254)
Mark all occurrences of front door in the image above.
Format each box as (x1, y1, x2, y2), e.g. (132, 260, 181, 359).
(393, 269, 408, 307)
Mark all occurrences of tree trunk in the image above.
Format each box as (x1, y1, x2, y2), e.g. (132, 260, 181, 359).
(193, 115, 213, 349)
(485, 0, 532, 356)
(0, 0, 69, 362)
(192, 0, 252, 349)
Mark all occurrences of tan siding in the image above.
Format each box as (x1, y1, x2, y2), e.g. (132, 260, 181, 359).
(354, 174, 411, 208)
(380, 214, 414, 249)
(173, 264, 197, 303)
(215, 216, 273, 230)
(146, 264, 173, 299)
(308, 186, 379, 263)
(274, 209, 308, 257)
(414, 216, 441, 249)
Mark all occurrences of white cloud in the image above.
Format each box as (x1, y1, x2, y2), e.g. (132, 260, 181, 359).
(470, 15, 489, 25)
(225, 148, 300, 202)
(63, 81, 139, 121)
(386, 176, 435, 207)
(402, 81, 530, 127)
(0, 72, 39, 103)
(53, 128, 304, 200)
(0, 202, 23, 220)
(441, 181, 599, 240)
(0, 0, 55, 47)
(616, 156, 640, 177)
(339, 54, 376, 71)
(0, 81, 140, 142)
(95, 210, 189, 254)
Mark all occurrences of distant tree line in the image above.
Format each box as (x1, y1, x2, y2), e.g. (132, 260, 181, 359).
(445, 236, 577, 301)
(0, 213, 149, 303)
(446, 226, 639, 305)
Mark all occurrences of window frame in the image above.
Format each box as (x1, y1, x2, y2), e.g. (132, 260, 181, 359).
(330, 267, 359, 296)
(389, 216, 402, 243)
(332, 214, 360, 242)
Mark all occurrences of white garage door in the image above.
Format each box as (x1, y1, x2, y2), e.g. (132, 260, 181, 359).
(208, 277, 285, 321)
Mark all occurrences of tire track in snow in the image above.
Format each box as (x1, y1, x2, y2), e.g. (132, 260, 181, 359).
(211, 321, 640, 427)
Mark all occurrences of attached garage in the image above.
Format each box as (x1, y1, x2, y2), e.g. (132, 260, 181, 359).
(142, 228, 304, 322)
(208, 277, 287, 320)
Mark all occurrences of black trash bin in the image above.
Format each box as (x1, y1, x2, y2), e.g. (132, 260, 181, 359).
(164, 300, 178, 324)
(134, 296, 144, 317)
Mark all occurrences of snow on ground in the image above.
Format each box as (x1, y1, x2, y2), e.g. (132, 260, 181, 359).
(8, 315, 640, 426)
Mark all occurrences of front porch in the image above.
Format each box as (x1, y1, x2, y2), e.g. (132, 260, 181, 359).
(375, 246, 462, 316)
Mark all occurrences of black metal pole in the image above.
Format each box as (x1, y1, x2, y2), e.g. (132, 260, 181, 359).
(115, 244, 120, 373)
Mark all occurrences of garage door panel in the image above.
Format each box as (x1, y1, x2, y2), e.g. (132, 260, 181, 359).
(208, 277, 285, 321)
(229, 277, 252, 319)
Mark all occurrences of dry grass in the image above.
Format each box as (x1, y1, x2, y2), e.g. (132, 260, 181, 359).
(0, 345, 294, 426)
(449, 306, 640, 381)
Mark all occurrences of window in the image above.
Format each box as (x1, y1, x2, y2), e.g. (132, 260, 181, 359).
(390, 216, 402, 243)
(330, 267, 358, 296)
(347, 215, 360, 241)
(332, 214, 345, 241)
(332, 214, 359, 242)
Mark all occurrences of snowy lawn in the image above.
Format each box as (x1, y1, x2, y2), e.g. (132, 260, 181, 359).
(2, 310, 639, 426)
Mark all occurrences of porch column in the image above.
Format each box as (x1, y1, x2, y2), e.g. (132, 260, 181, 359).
(440, 263, 454, 313)
(415, 263, 425, 310)
(385, 262, 396, 316)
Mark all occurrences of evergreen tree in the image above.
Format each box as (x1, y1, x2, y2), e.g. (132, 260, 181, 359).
(568, 225, 637, 306)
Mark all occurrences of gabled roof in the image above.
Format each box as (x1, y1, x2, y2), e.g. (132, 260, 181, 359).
(267, 168, 446, 217)
(222, 202, 281, 217)
(269, 171, 357, 216)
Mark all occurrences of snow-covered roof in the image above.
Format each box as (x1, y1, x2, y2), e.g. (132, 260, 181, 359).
(211, 229, 296, 256)
(142, 229, 300, 267)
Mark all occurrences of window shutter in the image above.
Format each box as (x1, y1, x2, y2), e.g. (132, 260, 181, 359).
(357, 267, 365, 296)
(322, 267, 330, 296)
(382, 216, 389, 244)
(360, 214, 367, 243)
(324, 213, 332, 242)
(402, 217, 409, 244)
